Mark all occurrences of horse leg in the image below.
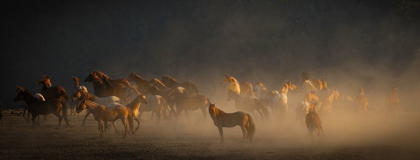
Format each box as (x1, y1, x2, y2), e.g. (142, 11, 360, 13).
(185, 110, 191, 121)
(134, 117, 140, 132)
(139, 111, 144, 121)
(150, 112, 154, 120)
(122, 118, 128, 138)
(82, 111, 91, 127)
(111, 120, 119, 134)
(218, 127, 224, 143)
(53, 112, 63, 129)
(155, 109, 161, 124)
(240, 126, 246, 142)
(175, 109, 183, 122)
(31, 114, 36, 129)
(98, 120, 104, 138)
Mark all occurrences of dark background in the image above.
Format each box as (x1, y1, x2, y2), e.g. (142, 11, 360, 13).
(2, 0, 420, 109)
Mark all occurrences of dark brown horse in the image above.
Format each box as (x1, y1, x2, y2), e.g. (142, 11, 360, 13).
(306, 103, 324, 142)
(161, 75, 199, 96)
(14, 86, 70, 128)
(38, 75, 69, 102)
(167, 87, 210, 121)
(127, 73, 168, 93)
(91, 70, 131, 88)
(209, 103, 255, 142)
(84, 72, 127, 101)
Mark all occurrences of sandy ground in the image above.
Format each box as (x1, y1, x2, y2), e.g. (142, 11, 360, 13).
(1, 107, 420, 160)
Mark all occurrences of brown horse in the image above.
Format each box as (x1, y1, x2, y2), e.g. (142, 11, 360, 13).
(240, 81, 255, 96)
(167, 87, 210, 121)
(70, 76, 88, 115)
(38, 75, 69, 102)
(161, 75, 199, 96)
(227, 90, 269, 121)
(127, 73, 168, 93)
(140, 84, 176, 117)
(76, 100, 133, 138)
(91, 70, 131, 88)
(84, 72, 127, 101)
(385, 86, 399, 118)
(301, 71, 323, 90)
(296, 91, 319, 125)
(354, 87, 369, 113)
(109, 95, 149, 133)
(209, 103, 255, 142)
(306, 102, 324, 142)
(317, 90, 340, 115)
(14, 87, 70, 128)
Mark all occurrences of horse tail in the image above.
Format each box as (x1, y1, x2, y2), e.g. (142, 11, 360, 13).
(246, 114, 255, 140)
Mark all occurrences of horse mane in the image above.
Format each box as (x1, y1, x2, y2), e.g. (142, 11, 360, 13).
(256, 82, 267, 91)
(72, 76, 80, 87)
(151, 78, 167, 87)
(93, 70, 110, 79)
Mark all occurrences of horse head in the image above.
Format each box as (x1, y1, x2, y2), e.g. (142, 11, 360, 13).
(14, 86, 25, 102)
(285, 81, 298, 91)
(76, 100, 87, 113)
(208, 103, 218, 119)
(220, 74, 230, 85)
(39, 75, 52, 88)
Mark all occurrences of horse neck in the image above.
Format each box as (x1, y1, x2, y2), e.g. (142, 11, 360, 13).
(281, 84, 288, 95)
(73, 80, 80, 88)
(83, 92, 97, 101)
(126, 97, 141, 110)
(84, 101, 99, 112)
(133, 75, 147, 85)
(168, 79, 180, 87)
(23, 94, 39, 105)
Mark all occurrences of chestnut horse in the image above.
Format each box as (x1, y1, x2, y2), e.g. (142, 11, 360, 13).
(209, 103, 255, 142)
(14, 87, 70, 128)
(76, 100, 133, 138)
(227, 90, 269, 121)
(161, 75, 199, 96)
(137, 95, 168, 124)
(296, 91, 319, 125)
(107, 95, 149, 133)
(167, 87, 210, 121)
(385, 86, 399, 118)
(317, 90, 339, 115)
(306, 102, 324, 142)
(38, 75, 69, 102)
(301, 71, 323, 90)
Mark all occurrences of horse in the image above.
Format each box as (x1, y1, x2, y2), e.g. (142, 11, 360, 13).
(127, 73, 168, 93)
(306, 102, 324, 142)
(254, 82, 267, 100)
(84, 72, 127, 102)
(301, 71, 323, 90)
(38, 75, 69, 102)
(271, 81, 298, 121)
(167, 87, 210, 121)
(76, 100, 133, 138)
(296, 91, 319, 125)
(319, 77, 331, 100)
(14, 86, 70, 128)
(317, 90, 339, 115)
(221, 74, 240, 106)
(72, 89, 121, 127)
(16, 86, 45, 121)
(70, 76, 88, 115)
(227, 90, 269, 121)
(137, 84, 176, 117)
(137, 95, 168, 123)
(354, 87, 369, 113)
(107, 95, 149, 133)
(209, 103, 255, 142)
(385, 86, 399, 118)
(91, 70, 131, 88)
(160, 75, 199, 96)
(240, 81, 255, 96)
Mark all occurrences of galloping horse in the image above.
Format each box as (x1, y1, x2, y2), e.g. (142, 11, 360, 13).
(38, 75, 69, 102)
(301, 71, 323, 91)
(240, 81, 255, 96)
(14, 87, 70, 128)
(296, 92, 319, 125)
(209, 103, 255, 142)
(227, 90, 269, 121)
(306, 102, 324, 142)
(271, 81, 298, 120)
(84, 72, 127, 101)
(385, 86, 399, 118)
(17, 86, 46, 120)
(137, 95, 168, 123)
(72, 89, 121, 127)
(317, 90, 339, 115)
(107, 95, 149, 133)
(140, 84, 176, 117)
(167, 87, 210, 121)
(91, 70, 131, 88)
(354, 87, 369, 113)
(70, 76, 88, 115)
(127, 73, 168, 93)
(76, 100, 133, 138)
(161, 75, 199, 96)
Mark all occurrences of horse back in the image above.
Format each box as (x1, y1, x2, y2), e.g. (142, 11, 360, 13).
(213, 111, 248, 128)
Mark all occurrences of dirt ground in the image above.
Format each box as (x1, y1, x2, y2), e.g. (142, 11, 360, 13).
(1, 107, 420, 160)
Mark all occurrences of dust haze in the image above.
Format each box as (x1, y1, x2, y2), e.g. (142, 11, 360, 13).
(1, 0, 420, 159)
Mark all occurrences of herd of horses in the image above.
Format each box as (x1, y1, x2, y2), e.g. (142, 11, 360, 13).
(7, 70, 400, 142)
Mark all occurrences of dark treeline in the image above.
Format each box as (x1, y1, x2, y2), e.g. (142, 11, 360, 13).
(2, 0, 420, 108)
